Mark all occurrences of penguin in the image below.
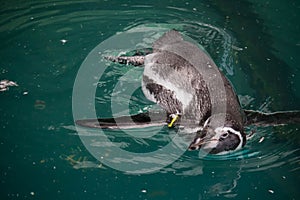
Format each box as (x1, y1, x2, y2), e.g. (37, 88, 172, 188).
(76, 30, 300, 154)
(106, 30, 245, 154)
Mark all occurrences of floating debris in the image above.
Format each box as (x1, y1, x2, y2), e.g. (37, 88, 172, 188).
(34, 100, 46, 110)
(0, 79, 18, 92)
(60, 154, 103, 170)
(147, 190, 168, 198)
(258, 137, 265, 143)
(60, 39, 68, 45)
(232, 45, 243, 51)
(72, 161, 103, 170)
(268, 189, 274, 194)
(224, 194, 238, 198)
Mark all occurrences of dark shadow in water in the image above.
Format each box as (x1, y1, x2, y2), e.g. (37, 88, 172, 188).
(209, 0, 299, 110)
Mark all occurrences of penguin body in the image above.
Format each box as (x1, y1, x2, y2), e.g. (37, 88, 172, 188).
(112, 30, 247, 154)
(78, 30, 300, 154)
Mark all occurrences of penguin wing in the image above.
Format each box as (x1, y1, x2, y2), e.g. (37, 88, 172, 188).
(75, 109, 300, 129)
(75, 111, 167, 129)
(244, 109, 300, 126)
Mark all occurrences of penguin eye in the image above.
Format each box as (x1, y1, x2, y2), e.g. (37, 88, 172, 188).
(220, 132, 229, 139)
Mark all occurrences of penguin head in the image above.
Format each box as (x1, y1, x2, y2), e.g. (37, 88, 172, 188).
(188, 117, 246, 154)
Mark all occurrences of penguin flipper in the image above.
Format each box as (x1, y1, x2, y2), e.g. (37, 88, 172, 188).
(104, 48, 152, 66)
(244, 109, 300, 126)
(75, 111, 167, 129)
(104, 55, 145, 66)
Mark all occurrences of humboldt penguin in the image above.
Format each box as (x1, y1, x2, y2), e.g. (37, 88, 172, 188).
(107, 30, 245, 154)
(76, 30, 300, 154)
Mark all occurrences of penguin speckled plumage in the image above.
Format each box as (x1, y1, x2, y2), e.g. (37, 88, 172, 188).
(140, 30, 246, 154)
(76, 30, 300, 154)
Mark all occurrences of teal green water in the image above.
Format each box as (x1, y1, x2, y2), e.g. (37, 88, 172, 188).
(1, 0, 299, 199)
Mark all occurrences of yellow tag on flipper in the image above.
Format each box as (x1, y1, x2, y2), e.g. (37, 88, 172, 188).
(168, 114, 179, 128)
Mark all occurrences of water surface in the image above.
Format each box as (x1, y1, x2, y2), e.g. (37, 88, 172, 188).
(0, 0, 299, 199)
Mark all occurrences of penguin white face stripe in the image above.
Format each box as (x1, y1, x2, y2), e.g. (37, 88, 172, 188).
(214, 127, 243, 150)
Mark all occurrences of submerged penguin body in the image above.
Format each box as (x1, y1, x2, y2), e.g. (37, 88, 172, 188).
(77, 30, 300, 154)
(104, 30, 247, 154)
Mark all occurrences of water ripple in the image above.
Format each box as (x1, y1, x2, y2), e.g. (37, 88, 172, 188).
(3, 0, 298, 176)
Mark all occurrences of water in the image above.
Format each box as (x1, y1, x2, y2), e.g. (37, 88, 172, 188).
(0, 0, 299, 199)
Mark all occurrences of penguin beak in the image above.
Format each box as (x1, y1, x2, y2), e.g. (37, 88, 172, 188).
(188, 128, 215, 151)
